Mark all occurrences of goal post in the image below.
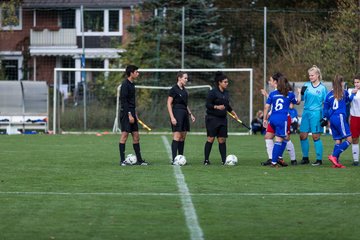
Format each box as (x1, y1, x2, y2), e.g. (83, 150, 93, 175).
(53, 68, 253, 134)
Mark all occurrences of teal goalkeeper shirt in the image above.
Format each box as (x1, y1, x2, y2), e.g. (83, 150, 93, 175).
(301, 81, 327, 111)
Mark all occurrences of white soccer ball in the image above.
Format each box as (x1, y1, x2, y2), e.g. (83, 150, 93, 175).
(173, 155, 187, 166)
(225, 154, 238, 166)
(125, 154, 137, 165)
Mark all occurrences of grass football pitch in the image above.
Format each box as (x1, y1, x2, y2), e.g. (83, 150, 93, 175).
(0, 133, 359, 240)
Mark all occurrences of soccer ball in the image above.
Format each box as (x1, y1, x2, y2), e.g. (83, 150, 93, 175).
(173, 155, 187, 166)
(125, 154, 137, 165)
(225, 154, 238, 166)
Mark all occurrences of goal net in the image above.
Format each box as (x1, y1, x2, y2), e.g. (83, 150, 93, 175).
(52, 68, 253, 134)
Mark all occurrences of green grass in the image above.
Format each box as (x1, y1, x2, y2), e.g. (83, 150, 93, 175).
(0, 134, 359, 240)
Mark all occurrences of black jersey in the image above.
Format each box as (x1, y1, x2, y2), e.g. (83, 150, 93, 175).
(206, 87, 233, 117)
(120, 79, 136, 113)
(168, 84, 188, 110)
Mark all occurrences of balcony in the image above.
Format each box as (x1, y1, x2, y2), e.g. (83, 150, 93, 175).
(30, 28, 77, 46)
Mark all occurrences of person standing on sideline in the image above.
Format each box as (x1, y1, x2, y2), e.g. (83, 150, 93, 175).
(299, 65, 328, 166)
(263, 74, 301, 167)
(322, 75, 357, 168)
(251, 110, 266, 135)
(119, 65, 149, 166)
(167, 71, 196, 164)
(348, 75, 360, 166)
(261, 73, 299, 166)
(203, 71, 240, 165)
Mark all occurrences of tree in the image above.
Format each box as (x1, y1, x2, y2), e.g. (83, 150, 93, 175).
(213, 0, 339, 68)
(94, 0, 223, 103)
(268, 0, 359, 82)
(120, 0, 223, 71)
(0, 0, 21, 27)
(0, 0, 22, 80)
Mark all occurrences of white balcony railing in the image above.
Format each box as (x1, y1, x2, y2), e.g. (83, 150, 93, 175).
(30, 28, 77, 46)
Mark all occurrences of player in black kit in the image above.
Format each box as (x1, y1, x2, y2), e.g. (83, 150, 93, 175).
(119, 65, 149, 166)
(204, 71, 240, 165)
(167, 71, 196, 163)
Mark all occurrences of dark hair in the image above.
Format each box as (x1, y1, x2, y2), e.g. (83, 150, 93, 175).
(272, 72, 290, 97)
(176, 71, 187, 82)
(272, 72, 293, 91)
(354, 74, 360, 82)
(271, 72, 284, 82)
(214, 71, 227, 86)
(125, 65, 138, 77)
(333, 74, 344, 100)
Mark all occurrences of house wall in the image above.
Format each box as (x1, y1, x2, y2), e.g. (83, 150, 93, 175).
(33, 56, 56, 84)
(122, 8, 133, 45)
(35, 10, 58, 28)
(0, 10, 33, 51)
(1, 6, 140, 83)
(122, 7, 143, 45)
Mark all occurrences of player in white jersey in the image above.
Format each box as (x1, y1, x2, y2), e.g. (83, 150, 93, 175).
(348, 75, 360, 166)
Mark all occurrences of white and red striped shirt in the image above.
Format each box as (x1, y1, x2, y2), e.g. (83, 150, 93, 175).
(348, 89, 360, 117)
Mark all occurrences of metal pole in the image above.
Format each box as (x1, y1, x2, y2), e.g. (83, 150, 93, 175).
(181, 6, 185, 69)
(250, 69, 253, 133)
(263, 7, 267, 103)
(53, 69, 57, 134)
(81, 5, 87, 130)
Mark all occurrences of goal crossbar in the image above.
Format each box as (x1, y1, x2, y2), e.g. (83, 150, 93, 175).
(112, 85, 213, 133)
(53, 68, 253, 134)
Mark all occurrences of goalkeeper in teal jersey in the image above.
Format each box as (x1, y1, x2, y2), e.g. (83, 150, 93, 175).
(299, 65, 328, 166)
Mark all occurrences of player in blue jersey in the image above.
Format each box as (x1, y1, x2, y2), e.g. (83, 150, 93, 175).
(299, 65, 328, 166)
(261, 73, 298, 166)
(322, 75, 357, 168)
(263, 74, 301, 167)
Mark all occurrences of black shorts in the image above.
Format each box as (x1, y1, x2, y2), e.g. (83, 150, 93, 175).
(206, 115, 228, 138)
(120, 111, 139, 133)
(171, 108, 190, 132)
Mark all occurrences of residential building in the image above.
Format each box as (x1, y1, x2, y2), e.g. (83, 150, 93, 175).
(0, 0, 141, 94)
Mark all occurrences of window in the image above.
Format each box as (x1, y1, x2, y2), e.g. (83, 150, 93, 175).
(0, 6, 22, 30)
(61, 58, 75, 91)
(88, 59, 104, 82)
(1, 59, 19, 80)
(77, 9, 122, 36)
(109, 10, 119, 32)
(60, 10, 75, 29)
(84, 11, 104, 32)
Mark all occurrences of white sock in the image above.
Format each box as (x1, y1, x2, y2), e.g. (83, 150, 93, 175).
(352, 144, 359, 162)
(265, 139, 274, 159)
(286, 140, 296, 161)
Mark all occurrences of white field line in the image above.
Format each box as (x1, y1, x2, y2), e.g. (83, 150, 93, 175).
(1, 192, 360, 196)
(161, 135, 204, 240)
(61, 131, 249, 136)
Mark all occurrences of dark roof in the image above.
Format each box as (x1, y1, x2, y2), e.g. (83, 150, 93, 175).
(22, 0, 143, 9)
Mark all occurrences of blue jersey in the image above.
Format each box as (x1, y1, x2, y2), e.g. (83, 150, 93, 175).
(266, 90, 298, 137)
(324, 90, 355, 140)
(302, 82, 327, 111)
(289, 108, 298, 119)
(323, 90, 355, 118)
(266, 90, 298, 118)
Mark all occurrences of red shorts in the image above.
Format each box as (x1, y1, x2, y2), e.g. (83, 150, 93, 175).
(350, 115, 360, 138)
(267, 115, 291, 135)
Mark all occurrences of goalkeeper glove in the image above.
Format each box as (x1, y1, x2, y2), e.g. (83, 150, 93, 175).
(301, 86, 308, 96)
(320, 117, 328, 127)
